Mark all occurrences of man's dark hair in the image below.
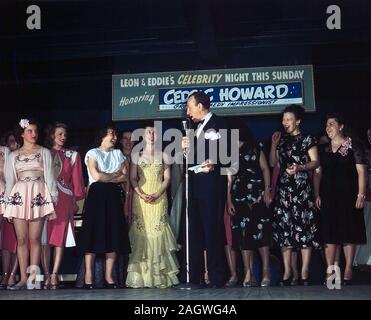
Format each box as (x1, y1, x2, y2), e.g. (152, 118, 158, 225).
(188, 91, 211, 110)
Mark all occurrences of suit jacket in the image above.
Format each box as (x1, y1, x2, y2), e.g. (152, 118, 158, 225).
(189, 114, 228, 200)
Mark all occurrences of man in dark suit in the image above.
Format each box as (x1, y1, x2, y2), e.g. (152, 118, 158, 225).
(181, 91, 227, 288)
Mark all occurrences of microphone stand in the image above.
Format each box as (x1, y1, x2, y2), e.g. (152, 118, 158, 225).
(177, 124, 201, 290)
(184, 142, 190, 284)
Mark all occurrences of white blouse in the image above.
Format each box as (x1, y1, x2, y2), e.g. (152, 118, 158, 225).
(85, 148, 126, 185)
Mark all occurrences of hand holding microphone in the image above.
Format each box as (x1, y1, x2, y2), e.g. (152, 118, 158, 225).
(182, 119, 190, 156)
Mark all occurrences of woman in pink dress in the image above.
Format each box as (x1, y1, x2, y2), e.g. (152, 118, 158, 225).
(41, 123, 85, 289)
(0, 132, 19, 289)
(4, 119, 58, 290)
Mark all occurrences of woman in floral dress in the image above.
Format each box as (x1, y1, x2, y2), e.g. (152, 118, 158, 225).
(269, 105, 320, 286)
(227, 124, 273, 287)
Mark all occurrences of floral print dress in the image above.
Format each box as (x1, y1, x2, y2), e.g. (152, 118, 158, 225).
(272, 134, 320, 249)
(230, 142, 272, 250)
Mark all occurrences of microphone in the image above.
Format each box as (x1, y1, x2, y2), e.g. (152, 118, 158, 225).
(182, 120, 188, 134)
(182, 119, 190, 156)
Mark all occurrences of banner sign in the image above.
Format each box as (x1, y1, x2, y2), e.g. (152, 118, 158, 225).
(112, 65, 315, 120)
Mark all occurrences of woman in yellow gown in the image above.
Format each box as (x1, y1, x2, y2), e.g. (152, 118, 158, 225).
(126, 123, 179, 288)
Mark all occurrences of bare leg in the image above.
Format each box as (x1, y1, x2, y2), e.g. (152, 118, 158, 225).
(343, 244, 355, 281)
(224, 245, 237, 285)
(241, 250, 253, 286)
(51, 247, 64, 274)
(13, 219, 29, 285)
(84, 253, 96, 284)
(281, 247, 292, 280)
(334, 245, 341, 266)
(324, 243, 337, 280)
(259, 246, 271, 283)
(291, 251, 299, 281)
(248, 252, 258, 285)
(41, 244, 51, 287)
(28, 219, 45, 286)
(105, 252, 116, 284)
(300, 247, 312, 281)
(41, 245, 50, 273)
(50, 247, 64, 288)
(1, 250, 11, 285)
(8, 254, 18, 286)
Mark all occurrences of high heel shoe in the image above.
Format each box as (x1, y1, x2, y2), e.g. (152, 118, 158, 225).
(0, 273, 9, 290)
(260, 278, 271, 287)
(8, 281, 27, 291)
(300, 271, 310, 286)
(43, 273, 50, 290)
(251, 274, 258, 287)
(260, 269, 271, 287)
(7, 273, 16, 288)
(243, 280, 252, 287)
(299, 277, 311, 286)
(280, 276, 292, 287)
(343, 269, 353, 286)
(50, 273, 59, 290)
(242, 270, 253, 288)
(225, 276, 238, 287)
(104, 280, 118, 289)
(343, 278, 353, 286)
(290, 278, 299, 286)
(83, 282, 94, 290)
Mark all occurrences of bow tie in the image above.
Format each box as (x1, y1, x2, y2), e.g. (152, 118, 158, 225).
(198, 119, 205, 125)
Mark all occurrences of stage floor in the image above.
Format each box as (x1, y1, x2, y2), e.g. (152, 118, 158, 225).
(1, 285, 371, 300)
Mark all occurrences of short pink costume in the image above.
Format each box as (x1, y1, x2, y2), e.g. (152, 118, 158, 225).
(4, 147, 57, 221)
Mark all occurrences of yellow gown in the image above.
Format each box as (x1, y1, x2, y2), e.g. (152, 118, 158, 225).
(126, 161, 179, 288)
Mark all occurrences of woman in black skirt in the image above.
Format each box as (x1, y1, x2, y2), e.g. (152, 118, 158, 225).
(227, 124, 273, 287)
(78, 125, 130, 289)
(313, 114, 367, 285)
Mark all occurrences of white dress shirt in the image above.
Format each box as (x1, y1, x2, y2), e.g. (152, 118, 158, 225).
(196, 112, 213, 138)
